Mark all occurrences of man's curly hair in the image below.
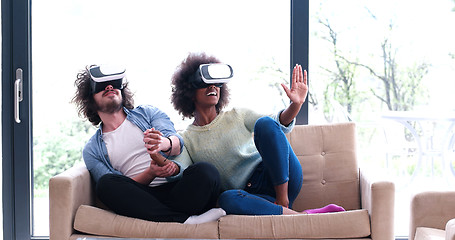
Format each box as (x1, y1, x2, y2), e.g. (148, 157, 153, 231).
(171, 53, 230, 119)
(71, 65, 134, 126)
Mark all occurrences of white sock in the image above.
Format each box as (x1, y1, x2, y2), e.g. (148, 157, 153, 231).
(183, 208, 226, 224)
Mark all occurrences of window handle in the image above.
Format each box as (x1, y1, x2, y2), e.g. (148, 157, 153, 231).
(14, 68, 23, 123)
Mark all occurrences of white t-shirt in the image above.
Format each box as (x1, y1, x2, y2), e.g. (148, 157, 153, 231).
(103, 119, 168, 187)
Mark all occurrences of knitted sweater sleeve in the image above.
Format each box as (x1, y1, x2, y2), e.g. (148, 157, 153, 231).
(238, 108, 295, 134)
(165, 145, 193, 181)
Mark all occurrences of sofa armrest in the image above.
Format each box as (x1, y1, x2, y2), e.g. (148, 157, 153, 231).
(410, 191, 455, 240)
(446, 218, 455, 240)
(49, 163, 94, 240)
(360, 169, 395, 240)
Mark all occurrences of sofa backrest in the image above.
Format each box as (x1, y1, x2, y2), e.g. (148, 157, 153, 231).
(286, 122, 360, 212)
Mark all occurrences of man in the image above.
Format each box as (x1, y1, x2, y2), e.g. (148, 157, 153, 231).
(72, 65, 225, 223)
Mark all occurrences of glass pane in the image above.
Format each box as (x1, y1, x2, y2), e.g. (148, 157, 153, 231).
(32, 0, 290, 237)
(310, 0, 455, 237)
(0, 1, 3, 238)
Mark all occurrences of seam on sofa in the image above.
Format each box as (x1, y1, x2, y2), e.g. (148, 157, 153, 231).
(217, 218, 221, 239)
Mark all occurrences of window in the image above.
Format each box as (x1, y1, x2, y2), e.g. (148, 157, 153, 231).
(3, 1, 308, 239)
(309, 0, 455, 237)
(11, 0, 455, 239)
(31, 0, 293, 237)
(0, 0, 3, 237)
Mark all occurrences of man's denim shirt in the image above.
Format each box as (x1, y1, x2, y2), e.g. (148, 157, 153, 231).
(82, 105, 184, 184)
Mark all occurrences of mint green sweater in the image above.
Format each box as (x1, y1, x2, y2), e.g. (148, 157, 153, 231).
(174, 108, 294, 191)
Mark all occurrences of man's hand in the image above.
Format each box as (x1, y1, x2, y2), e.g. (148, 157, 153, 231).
(143, 128, 169, 154)
(149, 160, 179, 177)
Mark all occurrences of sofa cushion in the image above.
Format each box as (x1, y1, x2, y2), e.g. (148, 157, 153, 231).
(73, 205, 219, 239)
(218, 209, 370, 239)
(415, 227, 445, 240)
(287, 123, 361, 212)
(447, 219, 455, 240)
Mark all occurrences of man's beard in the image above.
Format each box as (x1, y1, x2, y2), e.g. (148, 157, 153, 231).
(96, 97, 123, 114)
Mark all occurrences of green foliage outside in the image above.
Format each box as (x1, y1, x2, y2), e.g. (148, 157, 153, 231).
(33, 119, 95, 190)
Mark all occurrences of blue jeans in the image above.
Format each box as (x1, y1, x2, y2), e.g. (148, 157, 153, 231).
(218, 116, 303, 215)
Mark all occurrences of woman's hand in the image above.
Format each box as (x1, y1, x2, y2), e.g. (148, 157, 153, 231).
(278, 64, 309, 126)
(281, 64, 308, 105)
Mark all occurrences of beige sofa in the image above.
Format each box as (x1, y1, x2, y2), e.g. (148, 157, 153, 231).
(49, 122, 395, 240)
(410, 191, 455, 240)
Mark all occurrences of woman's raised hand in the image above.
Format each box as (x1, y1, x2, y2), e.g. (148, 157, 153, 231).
(281, 64, 308, 105)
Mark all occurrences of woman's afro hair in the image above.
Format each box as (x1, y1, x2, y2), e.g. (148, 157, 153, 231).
(171, 52, 230, 119)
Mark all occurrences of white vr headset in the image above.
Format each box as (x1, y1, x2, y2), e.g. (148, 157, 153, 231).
(190, 63, 233, 88)
(89, 65, 126, 94)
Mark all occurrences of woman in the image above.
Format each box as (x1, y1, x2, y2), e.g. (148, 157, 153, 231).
(170, 52, 345, 215)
